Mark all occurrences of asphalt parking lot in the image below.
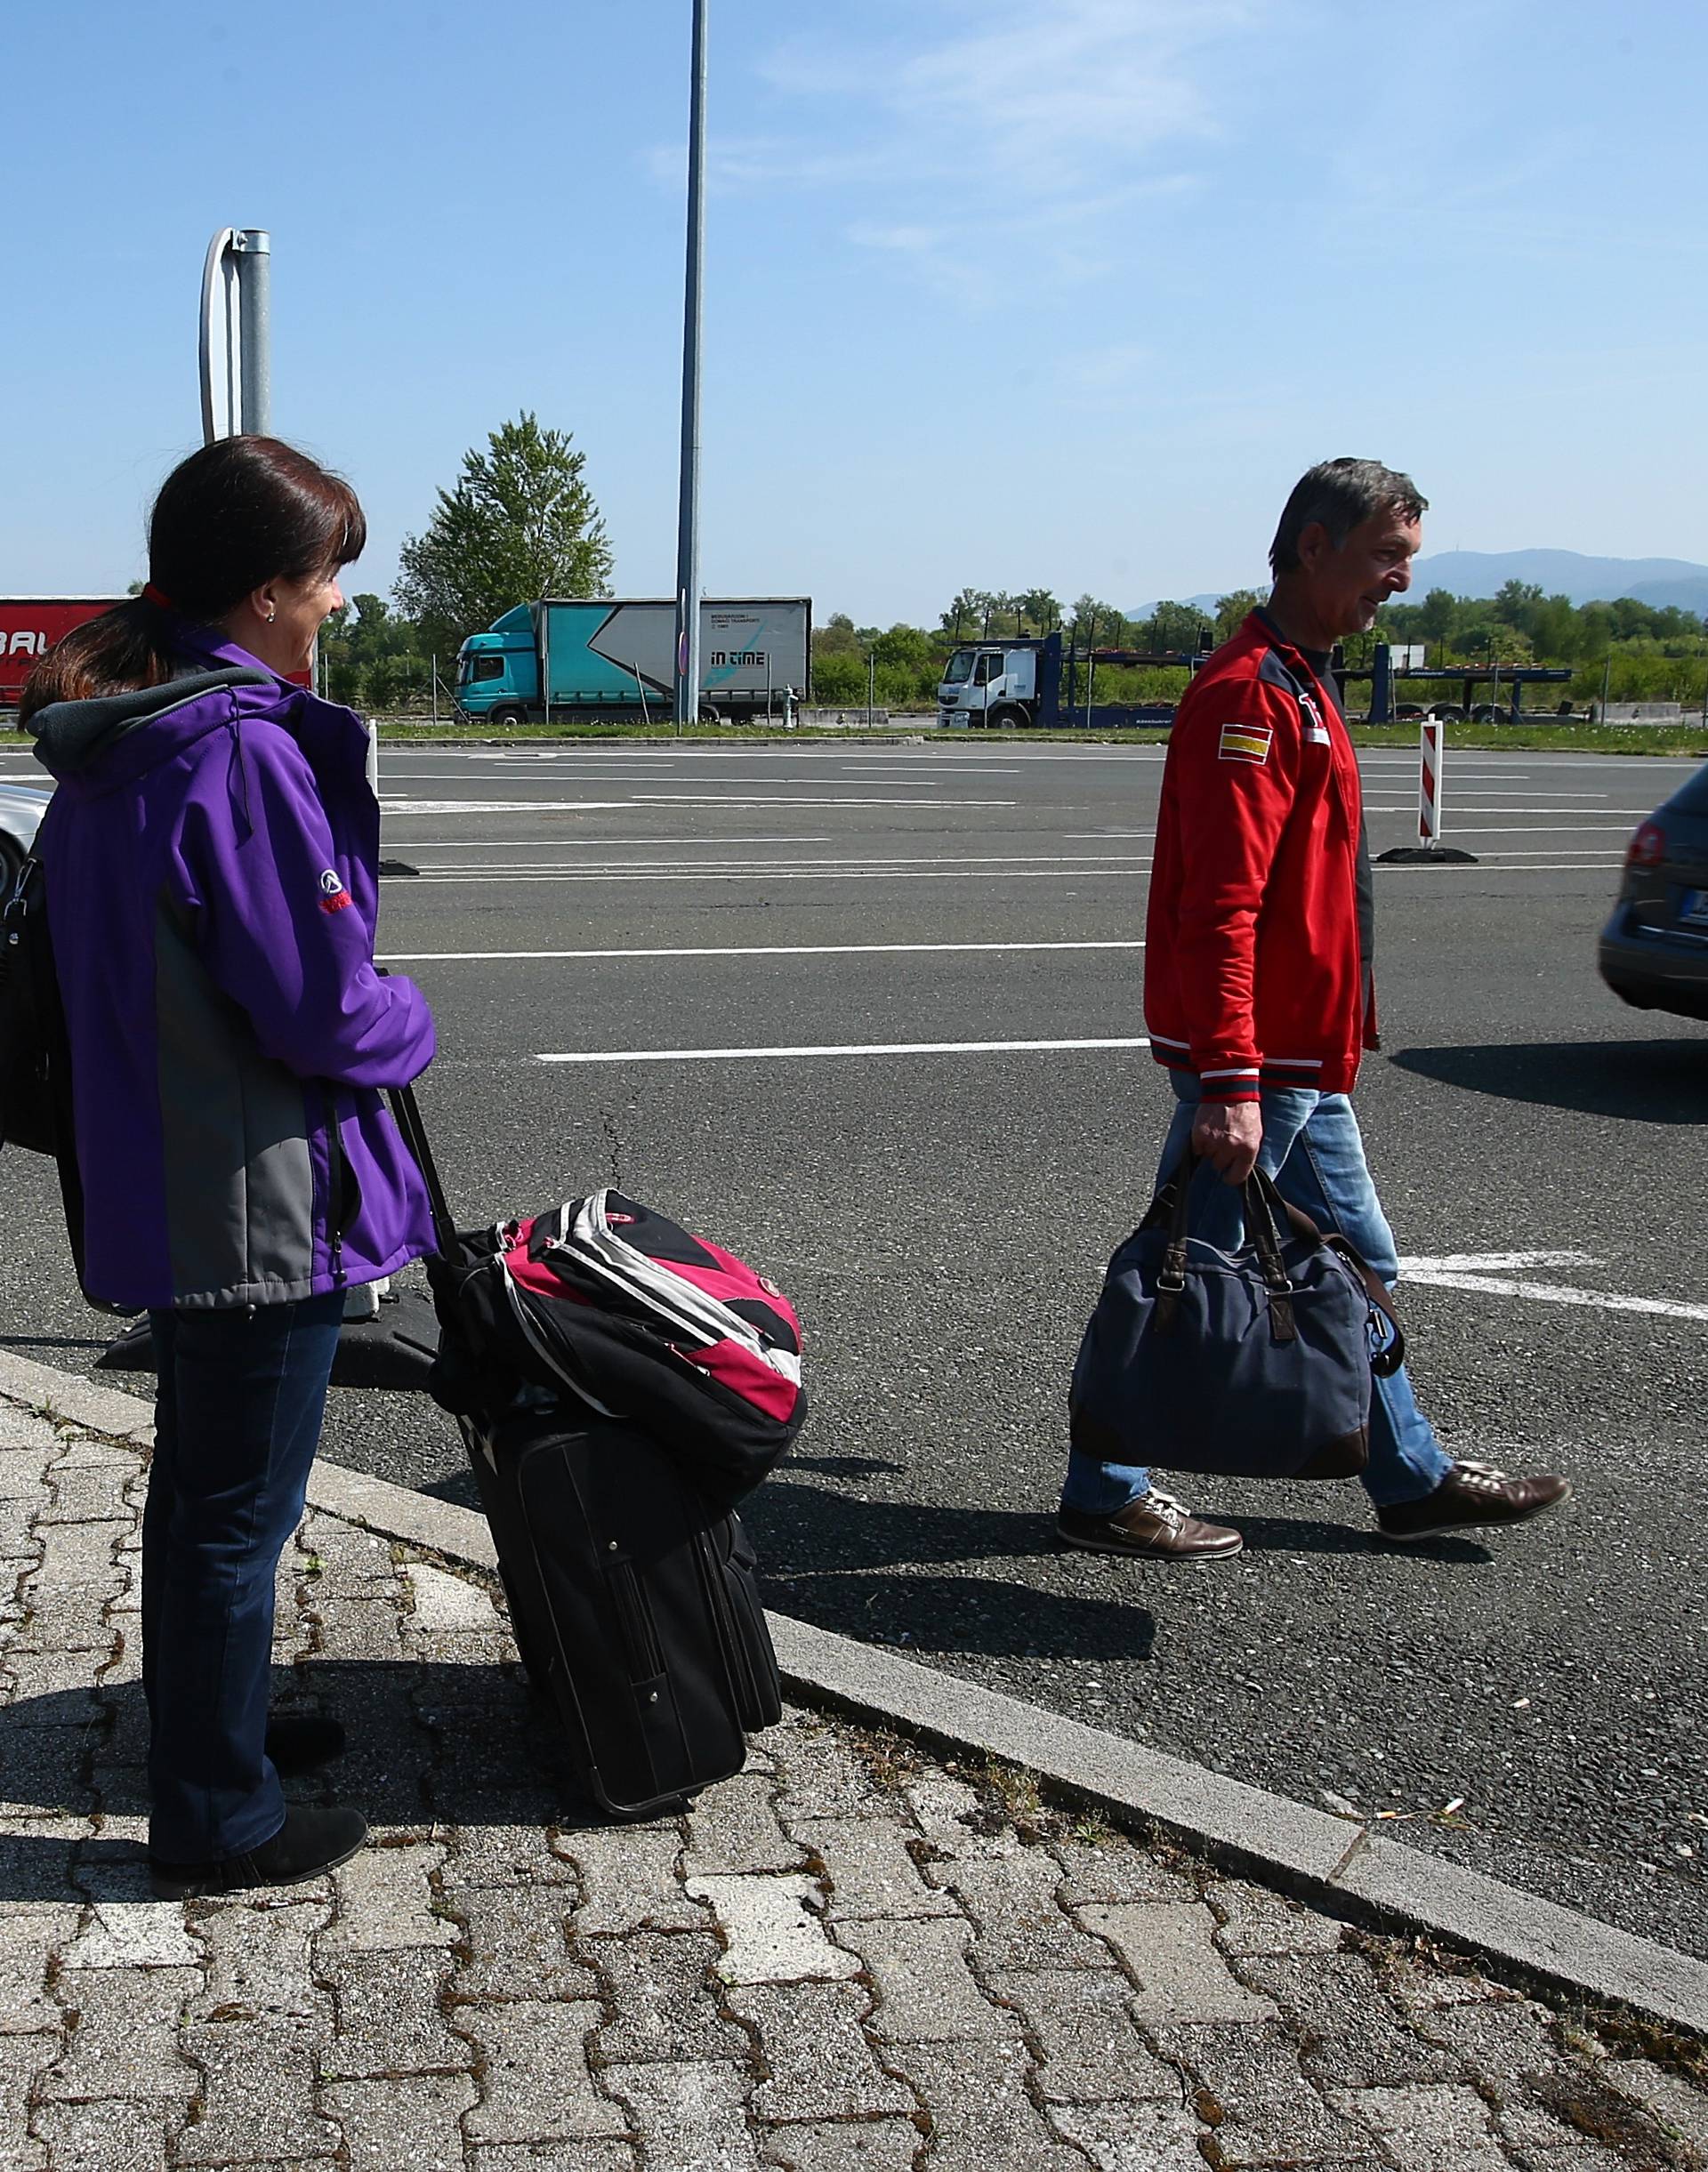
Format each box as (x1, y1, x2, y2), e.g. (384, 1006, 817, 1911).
(2, 731, 1704, 1959)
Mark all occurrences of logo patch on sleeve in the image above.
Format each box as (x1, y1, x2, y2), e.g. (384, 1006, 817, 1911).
(1218, 721, 1273, 765)
(318, 869, 352, 913)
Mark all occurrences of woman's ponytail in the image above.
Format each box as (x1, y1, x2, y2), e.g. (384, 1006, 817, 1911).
(18, 596, 179, 728)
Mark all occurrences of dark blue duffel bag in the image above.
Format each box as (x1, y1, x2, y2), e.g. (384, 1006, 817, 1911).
(1068, 1153, 1404, 1481)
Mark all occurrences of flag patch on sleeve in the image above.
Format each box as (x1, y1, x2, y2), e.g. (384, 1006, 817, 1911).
(1219, 721, 1273, 765)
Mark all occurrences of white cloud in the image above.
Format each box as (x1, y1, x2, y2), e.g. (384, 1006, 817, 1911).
(687, 0, 1273, 299)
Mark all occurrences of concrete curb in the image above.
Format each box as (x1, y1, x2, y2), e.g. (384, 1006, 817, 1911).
(3, 1348, 1703, 2039)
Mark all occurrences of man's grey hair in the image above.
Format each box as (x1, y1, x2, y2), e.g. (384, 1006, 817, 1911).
(1269, 458, 1428, 577)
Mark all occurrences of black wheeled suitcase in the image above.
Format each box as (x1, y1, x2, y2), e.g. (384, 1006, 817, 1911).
(386, 1082, 783, 1818)
(461, 1398, 781, 1817)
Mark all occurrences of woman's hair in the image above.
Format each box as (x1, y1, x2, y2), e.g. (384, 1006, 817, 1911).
(20, 436, 366, 727)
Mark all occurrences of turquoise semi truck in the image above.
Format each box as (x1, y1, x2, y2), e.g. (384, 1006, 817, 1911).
(455, 598, 811, 725)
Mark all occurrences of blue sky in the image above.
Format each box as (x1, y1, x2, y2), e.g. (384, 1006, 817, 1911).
(6, 0, 1704, 628)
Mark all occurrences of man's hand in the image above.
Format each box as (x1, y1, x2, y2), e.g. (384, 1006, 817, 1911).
(1191, 1100, 1263, 1184)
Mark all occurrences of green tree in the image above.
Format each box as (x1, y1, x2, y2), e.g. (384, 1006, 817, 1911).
(1415, 588, 1459, 646)
(1493, 579, 1544, 631)
(1213, 589, 1264, 643)
(1068, 595, 1127, 648)
(1527, 594, 1579, 662)
(939, 588, 985, 640)
(812, 613, 861, 659)
(395, 412, 613, 655)
(811, 651, 867, 704)
(1016, 587, 1061, 635)
(870, 623, 931, 672)
(1145, 600, 1214, 652)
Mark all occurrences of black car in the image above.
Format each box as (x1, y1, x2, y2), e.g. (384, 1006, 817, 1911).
(1599, 762, 1708, 1019)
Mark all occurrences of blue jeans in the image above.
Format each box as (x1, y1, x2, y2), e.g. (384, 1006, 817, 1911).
(1063, 1074, 1453, 1516)
(142, 1291, 345, 1863)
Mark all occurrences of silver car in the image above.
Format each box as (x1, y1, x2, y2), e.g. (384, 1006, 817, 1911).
(0, 781, 50, 892)
(1599, 763, 1708, 1020)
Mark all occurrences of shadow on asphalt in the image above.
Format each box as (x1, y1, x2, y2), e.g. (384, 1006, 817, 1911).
(0, 1335, 123, 1357)
(1209, 1511, 1493, 1564)
(765, 1571, 1155, 1662)
(1390, 1036, 1708, 1122)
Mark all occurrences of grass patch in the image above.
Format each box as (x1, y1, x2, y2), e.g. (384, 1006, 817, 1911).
(365, 716, 1708, 758)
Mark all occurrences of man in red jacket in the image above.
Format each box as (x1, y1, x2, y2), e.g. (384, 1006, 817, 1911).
(1059, 457, 1570, 1562)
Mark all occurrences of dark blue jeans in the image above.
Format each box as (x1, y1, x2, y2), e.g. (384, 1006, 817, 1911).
(1062, 1074, 1454, 1516)
(142, 1291, 344, 1864)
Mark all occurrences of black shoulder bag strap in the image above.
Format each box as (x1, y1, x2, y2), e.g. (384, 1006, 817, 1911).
(372, 967, 458, 1259)
(386, 1080, 458, 1261)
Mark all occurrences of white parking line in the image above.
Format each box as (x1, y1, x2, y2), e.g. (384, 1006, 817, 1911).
(411, 867, 1140, 885)
(383, 800, 645, 815)
(381, 795, 1017, 814)
(625, 794, 1019, 808)
(379, 834, 835, 850)
(1400, 1251, 1708, 1323)
(405, 852, 1153, 873)
(407, 857, 1626, 886)
(1375, 861, 1620, 873)
(381, 939, 1148, 963)
(1407, 825, 1639, 837)
(536, 1035, 1152, 1064)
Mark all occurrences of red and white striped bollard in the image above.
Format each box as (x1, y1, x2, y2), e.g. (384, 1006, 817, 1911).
(1418, 717, 1442, 849)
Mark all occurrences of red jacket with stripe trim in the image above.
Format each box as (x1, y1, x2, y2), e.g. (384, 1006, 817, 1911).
(1144, 612, 1372, 1104)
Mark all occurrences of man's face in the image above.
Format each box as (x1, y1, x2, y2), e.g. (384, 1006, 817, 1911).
(1296, 507, 1421, 640)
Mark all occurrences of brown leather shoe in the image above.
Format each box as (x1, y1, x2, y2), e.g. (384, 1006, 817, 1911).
(1377, 1460, 1572, 1542)
(1057, 1489, 1244, 1562)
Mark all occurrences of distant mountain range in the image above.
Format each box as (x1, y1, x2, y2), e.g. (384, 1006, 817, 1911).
(1130, 551, 1708, 621)
(1408, 550, 1708, 615)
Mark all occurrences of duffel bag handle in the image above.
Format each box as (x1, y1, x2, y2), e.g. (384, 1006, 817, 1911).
(1142, 1148, 1404, 1372)
(1148, 1148, 1296, 1339)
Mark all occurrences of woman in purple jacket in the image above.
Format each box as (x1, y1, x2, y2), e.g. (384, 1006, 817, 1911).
(22, 438, 437, 1897)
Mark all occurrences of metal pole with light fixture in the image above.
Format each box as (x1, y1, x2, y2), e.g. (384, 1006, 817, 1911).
(673, 0, 708, 729)
(199, 228, 271, 441)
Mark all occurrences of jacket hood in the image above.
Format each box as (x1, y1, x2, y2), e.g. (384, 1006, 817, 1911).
(28, 668, 274, 783)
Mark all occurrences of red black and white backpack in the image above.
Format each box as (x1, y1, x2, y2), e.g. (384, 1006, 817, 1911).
(426, 1188, 806, 1507)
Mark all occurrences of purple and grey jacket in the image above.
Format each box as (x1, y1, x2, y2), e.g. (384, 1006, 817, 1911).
(29, 627, 437, 1312)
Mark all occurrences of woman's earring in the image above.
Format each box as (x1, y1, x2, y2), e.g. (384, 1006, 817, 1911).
(266, 607, 277, 623)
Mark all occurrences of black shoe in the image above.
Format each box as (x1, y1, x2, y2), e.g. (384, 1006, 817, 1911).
(265, 1712, 347, 1777)
(149, 1803, 367, 1901)
(1377, 1460, 1572, 1542)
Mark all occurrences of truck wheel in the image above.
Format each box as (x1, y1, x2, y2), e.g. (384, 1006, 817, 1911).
(698, 704, 722, 725)
(987, 704, 1027, 731)
(490, 704, 527, 728)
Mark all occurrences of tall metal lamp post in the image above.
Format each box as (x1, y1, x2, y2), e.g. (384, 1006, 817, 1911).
(673, 0, 708, 730)
(198, 228, 270, 442)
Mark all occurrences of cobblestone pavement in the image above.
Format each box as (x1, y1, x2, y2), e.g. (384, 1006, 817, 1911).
(0, 1390, 1704, 2170)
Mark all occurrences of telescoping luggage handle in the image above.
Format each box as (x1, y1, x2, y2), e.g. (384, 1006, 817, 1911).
(1141, 1148, 1406, 1376)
